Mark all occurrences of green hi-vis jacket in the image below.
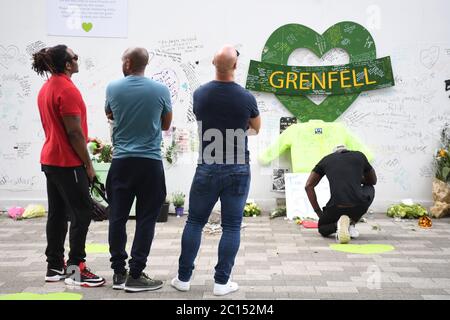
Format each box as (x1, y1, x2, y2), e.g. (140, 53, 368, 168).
(258, 120, 373, 173)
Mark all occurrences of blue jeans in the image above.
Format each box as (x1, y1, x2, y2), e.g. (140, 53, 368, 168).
(178, 164, 250, 284)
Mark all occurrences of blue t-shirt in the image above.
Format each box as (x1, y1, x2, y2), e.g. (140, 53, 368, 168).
(194, 81, 259, 164)
(105, 76, 172, 160)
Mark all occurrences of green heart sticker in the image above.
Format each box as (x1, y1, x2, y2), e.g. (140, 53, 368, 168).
(330, 244, 395, 255)
(0, 292, 82, 300)
(262, 22, 376, 122)
(82, 22, 93, 32)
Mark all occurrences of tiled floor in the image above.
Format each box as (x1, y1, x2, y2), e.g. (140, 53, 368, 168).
(0, 212, 449, 300)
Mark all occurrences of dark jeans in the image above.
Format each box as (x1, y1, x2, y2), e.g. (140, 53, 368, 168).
(43, 165, 92, 269)
(106, 157, 166, 278)
(318, 185, 375, 237)
(178, 164, 250, 285)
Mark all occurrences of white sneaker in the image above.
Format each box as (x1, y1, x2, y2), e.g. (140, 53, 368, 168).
(336, 215, 351, 244)
(213, 281, 239, 296)
(349, 225, 360, 238)
(171, 276, 190, 292)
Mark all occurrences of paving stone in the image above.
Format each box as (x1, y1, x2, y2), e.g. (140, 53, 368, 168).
(315, 286, 358, 293)
(422, 295, 450, 300)
(273, 286, 314, 293)
(0, 215, 449, 300)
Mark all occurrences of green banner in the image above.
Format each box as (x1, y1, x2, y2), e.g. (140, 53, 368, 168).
(246, 56, 394, 96)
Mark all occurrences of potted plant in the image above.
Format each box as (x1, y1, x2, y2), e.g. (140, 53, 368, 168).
(161, 140, 178, 166)
(92, 144, 112, 179)
(157, 197, 170, 223)
(98, 144, 113, 163)
(172, 192, 186, 217)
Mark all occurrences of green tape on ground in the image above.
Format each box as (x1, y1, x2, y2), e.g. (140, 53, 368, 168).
(330, 244, 395, 255)
(0, 292, 82, 300)
(85, 243, 109, 254)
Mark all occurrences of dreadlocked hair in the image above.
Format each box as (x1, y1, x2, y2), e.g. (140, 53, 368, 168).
(31, 45, 70, 77)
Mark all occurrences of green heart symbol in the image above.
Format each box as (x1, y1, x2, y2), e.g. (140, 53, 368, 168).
(330, 244, 395, 255)
(0, 292, 82, 300)
(82, 22, 93, 32)
(262, 22, 376, 122)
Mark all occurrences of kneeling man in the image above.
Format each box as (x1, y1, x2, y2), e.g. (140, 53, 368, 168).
(305, 145, 377, 243)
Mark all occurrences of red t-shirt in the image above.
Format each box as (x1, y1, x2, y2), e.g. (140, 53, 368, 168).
(38, 74, 88, 167)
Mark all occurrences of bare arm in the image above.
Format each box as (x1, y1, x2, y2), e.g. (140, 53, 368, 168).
(248, 115, 261, 135)
(105, 102, 114, 120)
(362, 168, 377, 185)
(305, 172, 324, 218)
(161, 112, 173, 131)
(62, 116, 95, 182)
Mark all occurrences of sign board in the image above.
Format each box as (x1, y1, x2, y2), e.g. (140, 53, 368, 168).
(284, 173, 330, 220)
(47, 0, 128, 38)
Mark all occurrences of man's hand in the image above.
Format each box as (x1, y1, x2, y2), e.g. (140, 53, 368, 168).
(86, 164, 96, 183)
(88, 137, 104, 155)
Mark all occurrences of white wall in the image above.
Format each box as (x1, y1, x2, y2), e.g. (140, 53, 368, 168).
(1, 0, 449, 212)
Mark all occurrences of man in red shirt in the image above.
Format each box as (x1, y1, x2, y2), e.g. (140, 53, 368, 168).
(32, 45, 105, 287)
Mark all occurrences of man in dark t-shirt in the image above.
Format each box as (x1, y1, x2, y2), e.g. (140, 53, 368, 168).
(305, 145, 377, 244)
(171, 45, 260, 296)
(194, 80, 259, 164)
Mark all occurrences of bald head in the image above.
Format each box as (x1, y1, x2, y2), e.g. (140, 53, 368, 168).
(122, 47, 149, 74)
(213, 45, 238, 76)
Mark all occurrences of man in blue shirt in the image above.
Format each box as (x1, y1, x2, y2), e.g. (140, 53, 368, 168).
(105, 47, 172, 292)
(171, 45, 261, 296)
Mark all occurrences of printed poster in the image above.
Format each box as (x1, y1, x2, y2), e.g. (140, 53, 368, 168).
(47, 0, 128, 38)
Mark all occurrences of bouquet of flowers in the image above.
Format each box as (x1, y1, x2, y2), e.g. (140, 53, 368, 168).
(431, 124, 450, 218)
(434, 125, 450, 182)
(243, 201, 261, 217)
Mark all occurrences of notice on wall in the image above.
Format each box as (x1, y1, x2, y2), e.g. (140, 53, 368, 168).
(279, 117, 297, 134)
(47, 0, 128, 38)
(284, 173, 330, 220)
(272, 168, 290, 192)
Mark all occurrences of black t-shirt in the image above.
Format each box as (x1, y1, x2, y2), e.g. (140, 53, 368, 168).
(313, 150, 373, 208)
(194, 81, 259, 164)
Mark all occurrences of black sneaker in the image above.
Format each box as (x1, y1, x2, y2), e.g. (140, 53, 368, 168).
(113, 271, 128, 290)
(45, 267, 67, 282)
(64, 262, 106, 287)
(124, 272, 163, 292)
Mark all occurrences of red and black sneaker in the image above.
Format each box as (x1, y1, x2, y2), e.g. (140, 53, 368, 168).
(64, 262, 105, 287)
